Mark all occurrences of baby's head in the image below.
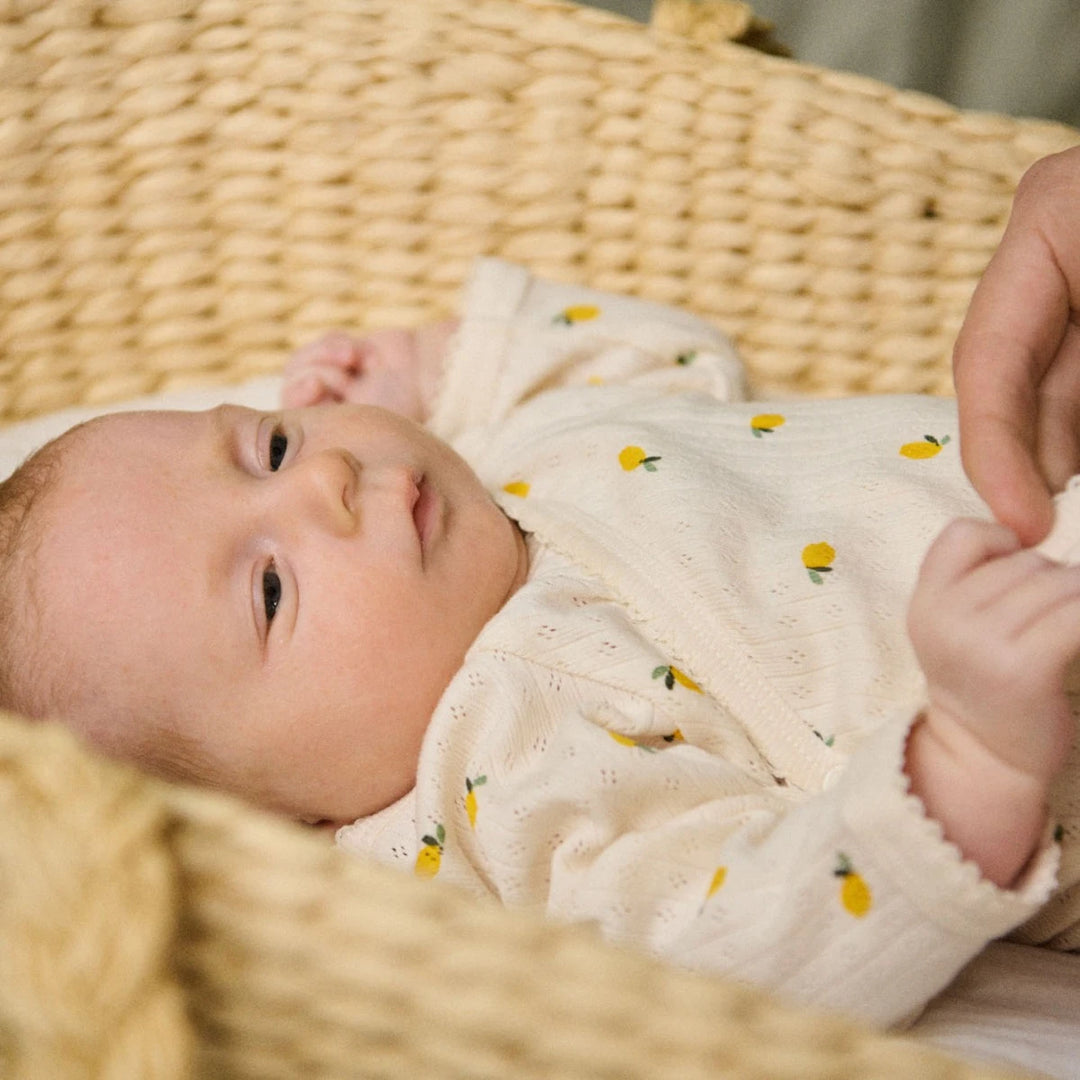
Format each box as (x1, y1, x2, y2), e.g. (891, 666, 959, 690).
(0, 403, 527, 827)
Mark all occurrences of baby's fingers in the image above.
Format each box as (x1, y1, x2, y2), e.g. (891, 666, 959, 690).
(916, 518, 1022, 591)
(281, 363, 357, 408)
(285, 331, 362, 375)
(1014, 568, 1080, 657)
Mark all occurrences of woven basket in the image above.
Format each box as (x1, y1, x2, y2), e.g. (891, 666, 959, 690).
(1, 1, 1076, 1076)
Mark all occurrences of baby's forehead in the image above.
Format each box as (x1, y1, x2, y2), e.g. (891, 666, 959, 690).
(81, 407, 202, 441)
(57, 407, 177, 452)
(33, 409, 222, 631)
(59, 408, 217, 472)
(41, 411, 210, 530)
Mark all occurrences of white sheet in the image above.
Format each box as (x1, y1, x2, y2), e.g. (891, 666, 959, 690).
(914, 942, 1080, 1079)
(3, 380, 1078, 1078)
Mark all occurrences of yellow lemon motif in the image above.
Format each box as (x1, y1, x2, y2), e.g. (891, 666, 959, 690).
(619, 445, 662, 472)
(502, 480, 530, 498)
(652, 665, 703, 693)
(670, 667, 701, 693)
(750, 413, 785, 438)
(607, 728, 660, 753)
(801, 542, 835, 584)
(464, 775, 487, 829)
(834, 853, 872, 918)
(554, 304, 601, 325)
(415, 823, 445, 878)
(900, 434, 951, 459)
(706, 866, 728, 899)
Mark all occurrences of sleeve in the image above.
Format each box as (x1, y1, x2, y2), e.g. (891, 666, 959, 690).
(397, 652, 1060, 1030)
(428, 258, 747, 444)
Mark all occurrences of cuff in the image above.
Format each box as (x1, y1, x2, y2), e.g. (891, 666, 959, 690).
(427, 257, 531, 442)
(835, 710, 1060, 942)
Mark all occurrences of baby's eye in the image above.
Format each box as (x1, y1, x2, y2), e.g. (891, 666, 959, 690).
(268, 427, 288, 471)
(263, 565, 282, 623)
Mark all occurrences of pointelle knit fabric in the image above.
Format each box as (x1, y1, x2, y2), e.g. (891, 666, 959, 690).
(338, 258, 1077, 1027)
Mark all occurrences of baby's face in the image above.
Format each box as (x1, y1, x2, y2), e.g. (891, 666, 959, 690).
(34, 404, 528, 826)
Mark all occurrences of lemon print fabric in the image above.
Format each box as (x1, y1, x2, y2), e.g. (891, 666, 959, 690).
(464, 775, 487, 829)
(900, 434, 951, 459)
(619, 445, 661, 472)
(834, 853, 872, 918)
(801, 542, 835, 585)
(651, 664, 702, 693)
(750, 413, 785, 438)
(415, 823, 445, 878)
(502, 480, 530, 498)
(553, 303, 600, 325)
(706, 866, 727, 900)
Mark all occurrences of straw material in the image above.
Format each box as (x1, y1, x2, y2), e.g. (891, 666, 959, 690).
(0, 715, 1036, 1080)
(2, 0, 1076, 422)
(652, 0, 787, 53)
(1, 0, 1077, 1076)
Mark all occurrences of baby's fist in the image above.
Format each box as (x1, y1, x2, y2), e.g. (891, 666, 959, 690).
(909, 517, 1080, 784)
(282, 329, 427, 420)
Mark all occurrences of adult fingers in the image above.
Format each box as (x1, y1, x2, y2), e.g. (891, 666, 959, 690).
(953, 150, 1080, 543)
(954, 363, 1054, 545)
(953, 244, 1067, 543)
(1034, 321, 1080, 492)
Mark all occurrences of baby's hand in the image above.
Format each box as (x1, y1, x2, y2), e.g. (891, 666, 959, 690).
(906, 519, 1080, 884)
(282, 330, 428, 420)
(910, 519, 1080, 784)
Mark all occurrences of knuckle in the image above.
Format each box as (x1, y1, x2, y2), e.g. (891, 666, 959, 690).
(940, 517, 980, 544)
(928, 518, 980, 561)
(1019, 149, 1071, 189)
(941, 517, 1016, 557)
(1014, 147, 1080, 211)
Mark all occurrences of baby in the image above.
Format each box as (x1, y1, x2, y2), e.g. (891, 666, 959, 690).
(1, 258, 1078, 1028)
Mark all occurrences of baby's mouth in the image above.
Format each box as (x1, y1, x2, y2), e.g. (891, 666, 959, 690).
(411, 473, 440, 558)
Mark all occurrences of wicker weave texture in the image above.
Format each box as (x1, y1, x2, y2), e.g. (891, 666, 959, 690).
(0, 1, 1074, 1076)
(0, 714, 1035, 1080)
(1, 0, 1076, 422)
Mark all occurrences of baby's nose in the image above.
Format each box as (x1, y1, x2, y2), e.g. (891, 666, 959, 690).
(287, 448, 359, 532)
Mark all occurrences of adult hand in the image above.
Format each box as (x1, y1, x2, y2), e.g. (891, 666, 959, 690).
(953, 145, 1080, 545)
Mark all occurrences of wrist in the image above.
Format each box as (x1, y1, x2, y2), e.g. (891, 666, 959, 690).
(413, 319, 457, 421)
(905, 711, 1049, 888)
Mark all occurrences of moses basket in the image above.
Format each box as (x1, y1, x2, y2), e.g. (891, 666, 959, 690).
(1, 1, 1077, 1076)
